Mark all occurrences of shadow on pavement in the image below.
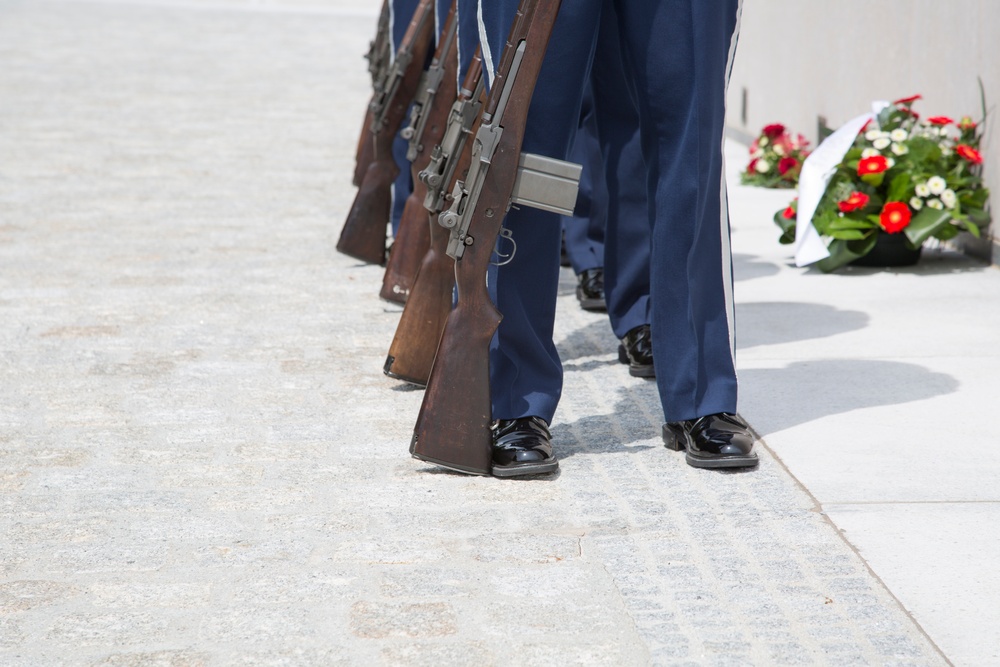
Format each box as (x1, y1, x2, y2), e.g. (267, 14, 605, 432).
(733, 252, 781, 282)
(740, 358, 958, 435)
(736, 301, 868, 350)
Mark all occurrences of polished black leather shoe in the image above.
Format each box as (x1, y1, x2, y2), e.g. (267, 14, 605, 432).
(619, 324, 654, 378)
(575, 268, 606, 311)
(662, 412, 758, 469)
(491, 416, 559, 477)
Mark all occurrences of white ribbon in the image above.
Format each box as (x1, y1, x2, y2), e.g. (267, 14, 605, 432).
(794, 102, 892, 267)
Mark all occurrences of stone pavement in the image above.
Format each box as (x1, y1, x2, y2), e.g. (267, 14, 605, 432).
(0, 1, 994, 665)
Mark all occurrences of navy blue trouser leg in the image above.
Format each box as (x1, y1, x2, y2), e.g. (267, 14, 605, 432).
(613, 0, 741, 422)
(561, 86, 606, 276)
(590, 5, 649, 340)
(389, 0, 421, 235)
(468, 0, 601, 423)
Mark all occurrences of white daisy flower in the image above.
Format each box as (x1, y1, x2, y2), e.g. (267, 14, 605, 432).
(759, 136, 769, 147)
(927, 175, 947, 195)
(891, 142, 909, 156)
(885, 157, 896, 169)
(862, 148, 881, 159)
(910, 197, 924, 210)
(773, 144, 785, 156)
(865, 129, 882, 141)
(941, 189, 957, 209)
(927, 198, 944, 210)
(755, 159, 771, 174)
(915, 182, 931, 197)
(873, 137, 891, 150)
(890, 128, 908, 142)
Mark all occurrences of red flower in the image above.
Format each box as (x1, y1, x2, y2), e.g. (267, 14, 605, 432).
(781, 205, 796, 220)
(893, 94, 922, 105)
(838, 191, 870, 213)
(956, 144, 984, 165)
(778, 157, 800, 175)
(879, 202, 912, 234)
(858, 155, 890, 176)
(927, 116, 954, 125)
(747, 157, 758, 173)
(762, 123, 786, 139)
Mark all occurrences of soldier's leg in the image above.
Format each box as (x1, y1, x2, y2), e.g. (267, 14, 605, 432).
(589, 6, 651, 376)
(561, 87, 608, 312)
(473, 0, 601, 426)
(614, 0, 755, 468)
(389, 0, 421, 235)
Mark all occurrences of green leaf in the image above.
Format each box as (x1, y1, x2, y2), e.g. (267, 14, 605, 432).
(827, 217, 877, 231)
(860, 172, 884, 187)
(907, 136, 942, 164)
(966, 221, 982, 238)
(773, 209, 796, 244)
(886, 172, 912, 202)
(816, 233, 877, 273)
(827, 229, 868, 240)
(936, 225, 960, 240)
(967, 207, 992, 225)
(903, 207, 952, 246)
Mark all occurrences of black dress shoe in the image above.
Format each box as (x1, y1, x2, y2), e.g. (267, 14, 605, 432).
(491, 416, 559, 477)
(575, 268, 606, 311)
(662, 412, 758, 469)
(619, 324, 654, 378)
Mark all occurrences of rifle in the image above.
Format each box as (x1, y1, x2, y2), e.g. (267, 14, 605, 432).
(337, 0, 436, 266)
(383, 51, 485, 386)
(379, 2, 460, 304)
(353, 0, 392, 187)
(410, 0, 580, 475)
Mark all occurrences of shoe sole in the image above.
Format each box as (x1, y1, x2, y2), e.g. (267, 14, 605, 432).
(491, 459, 559, 478)
(661, 425, 759, 469)
(619, 344, 654, 377)
(575, 287, 605, 311)
(628, 364, 655, 378)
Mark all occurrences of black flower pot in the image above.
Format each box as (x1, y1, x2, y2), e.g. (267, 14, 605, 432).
(850, 231, 922, 267)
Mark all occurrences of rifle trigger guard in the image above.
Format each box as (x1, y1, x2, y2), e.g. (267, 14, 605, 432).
(492, 227, 516, 266)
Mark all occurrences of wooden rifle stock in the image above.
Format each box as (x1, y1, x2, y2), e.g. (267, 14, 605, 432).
(410, 0, 561, 474)
(337, 0, 435, 266)
(353, 107, 376, 188)
(353, 0, 391, 187)
(384, 55, 484, 386)
(380, 2, 459, 303)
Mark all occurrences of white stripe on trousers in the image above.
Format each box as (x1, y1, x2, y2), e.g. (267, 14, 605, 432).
(719, 0, 743, 368)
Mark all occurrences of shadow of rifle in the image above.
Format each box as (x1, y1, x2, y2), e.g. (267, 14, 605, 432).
(410, 0, 570, 475)
(379, 2, 459, 304)
(337, 0, 435, 266)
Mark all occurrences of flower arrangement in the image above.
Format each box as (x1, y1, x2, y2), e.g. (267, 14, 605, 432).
(775, 94, 990, 272)
(741, 123, 811, 188)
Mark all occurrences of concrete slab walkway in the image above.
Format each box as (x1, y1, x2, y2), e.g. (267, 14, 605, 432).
(1, 1, 995, 665)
